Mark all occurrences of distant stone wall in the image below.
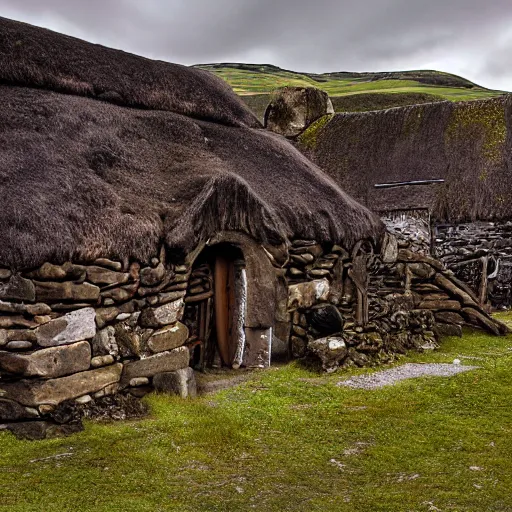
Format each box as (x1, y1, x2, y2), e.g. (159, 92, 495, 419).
(0, 251, 195, 439)
(433, 221, 512, 308)
(381, 209, 431, 255)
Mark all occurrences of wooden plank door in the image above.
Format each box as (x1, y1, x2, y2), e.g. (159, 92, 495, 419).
(214, 255, 236, 366)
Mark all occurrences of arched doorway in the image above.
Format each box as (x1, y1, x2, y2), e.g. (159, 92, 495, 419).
(184, 243, 247, 370)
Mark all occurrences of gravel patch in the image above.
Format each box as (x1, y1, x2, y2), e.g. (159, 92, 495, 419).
(337, 363, 480, 390)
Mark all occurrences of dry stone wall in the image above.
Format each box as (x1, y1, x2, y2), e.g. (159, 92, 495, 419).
(285, 236, 508, 373)
(0, 252, 195, 439)
(284, 239, 439, 372)
(433, 221, 512, 308)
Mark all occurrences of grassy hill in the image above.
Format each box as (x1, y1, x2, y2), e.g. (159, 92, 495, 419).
(195, 63, 507, 119)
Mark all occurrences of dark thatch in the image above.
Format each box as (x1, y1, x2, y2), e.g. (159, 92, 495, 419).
(307, 96, 512, 222)
(0, 21, 384, 270)
(0, 17, 260, 129)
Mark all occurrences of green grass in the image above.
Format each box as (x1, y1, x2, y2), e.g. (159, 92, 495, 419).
(196, 64, 508, 118)
(2, 315, 512, 511)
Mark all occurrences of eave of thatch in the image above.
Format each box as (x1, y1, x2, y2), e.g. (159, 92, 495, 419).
(0, 84, 384, 269)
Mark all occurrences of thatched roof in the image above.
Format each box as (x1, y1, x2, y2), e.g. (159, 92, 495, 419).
(307, 96, 512, 222)
(0, 19, 384, 270)
(0, 17, 259, 129)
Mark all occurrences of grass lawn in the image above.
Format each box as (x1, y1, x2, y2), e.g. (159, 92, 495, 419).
(1, 314, 511, 511)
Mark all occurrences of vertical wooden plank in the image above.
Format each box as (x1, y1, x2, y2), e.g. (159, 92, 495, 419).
(214, 255, 231, 366)
(479, 256, 489, 305)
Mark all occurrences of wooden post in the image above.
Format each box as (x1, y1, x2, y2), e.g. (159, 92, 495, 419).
(479, 256, 488, 306)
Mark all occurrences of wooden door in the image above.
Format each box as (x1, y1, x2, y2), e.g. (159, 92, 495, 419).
(214, 255, 236, 366)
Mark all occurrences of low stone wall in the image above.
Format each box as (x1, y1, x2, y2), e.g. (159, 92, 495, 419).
(285, 240, 439, 372)
(285, 238, 508, 372)
(0, 253, 196, 438)
(433, 221, 512, 308)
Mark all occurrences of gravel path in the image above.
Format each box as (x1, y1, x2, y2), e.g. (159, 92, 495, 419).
(337, 363, 480, 390)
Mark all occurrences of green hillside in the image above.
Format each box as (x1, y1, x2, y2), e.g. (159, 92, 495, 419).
(195, 63, 507, 119)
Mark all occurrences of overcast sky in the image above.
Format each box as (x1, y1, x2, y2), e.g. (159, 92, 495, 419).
(1, 0, 511, 91)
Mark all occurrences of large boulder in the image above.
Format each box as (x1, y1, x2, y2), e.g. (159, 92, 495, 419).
(264, 87, 334, 138)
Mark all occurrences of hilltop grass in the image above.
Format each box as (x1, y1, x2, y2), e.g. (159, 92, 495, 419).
(1, 314, 511, 512)
(200, 66, 506, 119)
(204, 67, 503, 102)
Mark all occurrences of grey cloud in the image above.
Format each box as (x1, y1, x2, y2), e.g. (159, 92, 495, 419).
(1, 0, 511, 89)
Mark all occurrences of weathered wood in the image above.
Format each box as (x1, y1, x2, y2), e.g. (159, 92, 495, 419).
(479, 256, 489, 305)
(397, 249, 444, 271)
(184, 291, 214, 303)
(462, 307, 501, 336)
(433, 273, 478, 307)
(214, 256, 231, 366)
(418, 300, 462, 311)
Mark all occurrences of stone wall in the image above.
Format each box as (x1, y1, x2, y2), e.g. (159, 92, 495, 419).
(380, 211, 512, 309)
(0, 252, 195, 438)
(284, 239, 439, 372)
(433, 221, 512, 308)
(381, 209, 431, 255)
(285, 236, 508, 372)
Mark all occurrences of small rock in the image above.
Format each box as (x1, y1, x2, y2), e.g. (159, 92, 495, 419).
(91, 355, 115, 368)
(75, 395, 93, 404)
(91, 326, 118, 358)
(129, 377, 150, 387)
(6, 340, 33, 351)
(116, 313, 131, 321)
(0, 268, 12, 280)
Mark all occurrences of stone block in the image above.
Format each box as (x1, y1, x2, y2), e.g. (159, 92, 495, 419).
(26, 262, 86, 282)
(0, 316, 38, 329)
(36, 307, 96, 347)
(0, 364, 123, 407)
(0, 340, 91, 378)
(34, 281, 100, 302)
(86, 266, 130, 286)
(153, 367, 197, 398)
(0, 301, 51, 316)
(139, 299, 184, 328)
(147, 322, 189, 353)
(140, 263, 166, 286)
(0, 398, 35, 421)
(91, 326, 118, 357)
(288, 279, 330, 311)
(94, 258, 123, 271)
(121, 346, 189, 383)
(308, 336, 348, 372)
(0, 275, 35, 302)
